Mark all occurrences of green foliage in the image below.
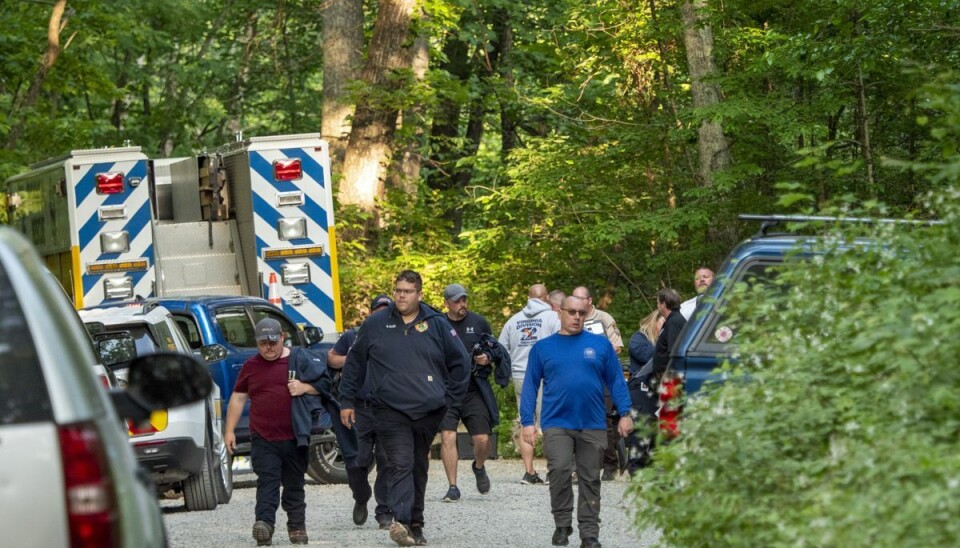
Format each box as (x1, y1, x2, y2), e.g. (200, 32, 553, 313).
(632, 75, 960, 546)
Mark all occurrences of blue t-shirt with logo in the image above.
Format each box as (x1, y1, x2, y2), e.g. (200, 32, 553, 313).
(520, 330, 631, 430)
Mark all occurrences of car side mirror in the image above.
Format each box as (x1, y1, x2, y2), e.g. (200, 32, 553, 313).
(110, 352, 212, 423)
(302, 326, 324, 347)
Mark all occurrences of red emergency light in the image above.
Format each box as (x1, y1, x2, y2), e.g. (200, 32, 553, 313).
(95, 172, 125, 194)
(273, 158, 302, 181)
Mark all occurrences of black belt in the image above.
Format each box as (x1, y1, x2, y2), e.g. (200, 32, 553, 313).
(356, 398, 373, 409)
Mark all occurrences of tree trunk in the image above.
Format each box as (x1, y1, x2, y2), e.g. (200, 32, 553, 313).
(111, 49, 133, 130)
(680, 0, 731, 186)
(222, 11, 259, 142)
(5, 0, 69, 150)
(426, 18, 474, 192)
(322, 0, 364, 172)
(390, 14, 430, 197)
(492, 7, 519, 161)
(339, 0, 418, 214)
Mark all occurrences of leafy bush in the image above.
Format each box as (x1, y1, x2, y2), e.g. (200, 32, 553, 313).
(631, 76, 960, 546)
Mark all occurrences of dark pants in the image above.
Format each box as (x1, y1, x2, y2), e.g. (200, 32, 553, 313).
(602, 393, 620, 474)
(625, 383, 657, 475)
(374, 405, 445, 527)
(544, 428, 606, 540)
(350, 403, 391, 520)
(250, 435, 308, 530)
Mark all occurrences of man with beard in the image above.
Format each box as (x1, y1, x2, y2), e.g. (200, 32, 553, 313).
(438, 283, 498, 502)
(680, 267, 715, 320)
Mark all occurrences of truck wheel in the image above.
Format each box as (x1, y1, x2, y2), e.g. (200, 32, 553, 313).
(213, 425, 233, 504)
(306, 429, 348, 484)
(183, 429, 219, 511)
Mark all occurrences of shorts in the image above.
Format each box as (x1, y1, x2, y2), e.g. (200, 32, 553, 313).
(513, 377, 542, 428)
(440, 390, 492, 435)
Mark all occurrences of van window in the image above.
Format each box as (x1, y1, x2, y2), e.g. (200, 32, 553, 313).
(215, 306, 256, 348)
(0, 261, 52, 424)
(692, 261, 782, 353)
(172, 314, 203, 350)
(251, 307, 302, 347)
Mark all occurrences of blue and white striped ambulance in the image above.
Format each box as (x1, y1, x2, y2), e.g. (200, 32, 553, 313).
(4, 133, 343, 336)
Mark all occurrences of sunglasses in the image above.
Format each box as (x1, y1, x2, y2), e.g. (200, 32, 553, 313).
(562, 308, 588, 317)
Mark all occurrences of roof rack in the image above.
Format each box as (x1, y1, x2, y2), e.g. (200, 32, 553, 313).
(738, 214, 943, 237)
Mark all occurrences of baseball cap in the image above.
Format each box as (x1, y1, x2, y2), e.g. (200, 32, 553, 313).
(254, 318, 282, 342)
(370, 294, 393, 310)
(443, 283, 468, 301)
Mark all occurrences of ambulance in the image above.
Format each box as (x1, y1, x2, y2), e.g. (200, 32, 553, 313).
(3, 133, 342, 335)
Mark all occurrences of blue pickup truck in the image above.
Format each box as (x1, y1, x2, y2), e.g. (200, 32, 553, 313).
(124, 296, 346, 484)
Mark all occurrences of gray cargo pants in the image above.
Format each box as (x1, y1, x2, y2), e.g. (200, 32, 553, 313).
(543, 428, 607, 540)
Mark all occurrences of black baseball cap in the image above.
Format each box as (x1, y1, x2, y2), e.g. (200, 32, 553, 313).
(370, 294, 393, 310)
(254, 318, 282, 342)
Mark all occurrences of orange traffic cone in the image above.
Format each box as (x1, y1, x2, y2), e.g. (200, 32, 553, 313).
(268, 272, 281, 306)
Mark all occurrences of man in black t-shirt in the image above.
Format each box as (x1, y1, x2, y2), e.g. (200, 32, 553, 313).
(438, 283, 497, 502)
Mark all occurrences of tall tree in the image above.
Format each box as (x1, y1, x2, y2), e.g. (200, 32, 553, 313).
(339, 0, 418, 215)
(321, 0, 364, 171)
(680, 0, 730, 186)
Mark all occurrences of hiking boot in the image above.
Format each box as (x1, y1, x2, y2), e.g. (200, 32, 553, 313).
(441, 485, 461, 502)
(389, 521, 416, 547)
(252, 521, 274, 546)
(472, 460, 491, 494)
(288, 529, 308, 545)
(411, 525, 428, 546)
(552, 526, 574, 546)
(521, 471, 546, 485)
(580, 537, 602, 548)
(377, 514, 394, 530)
(353, 501, 368, 525)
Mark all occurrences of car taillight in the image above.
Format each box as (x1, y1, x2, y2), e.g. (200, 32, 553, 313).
(95, 172, 125, 194)
(58, 423, 118, 548)
(97, 373, 111, 389)
(658, 375, 684, 440)
(128, 409, 168, 436)
(273, 158, 302, 181)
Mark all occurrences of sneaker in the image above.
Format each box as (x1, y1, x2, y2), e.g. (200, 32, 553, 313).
(442, 485, 461, 502)
(521, 471, 546, 485)
(411, 525, 428, 546)
(353, 501, 368, 525)
(472, 460, 490, 494)
(580, 537, 602, 548)
(288, 529, 308, 545)
(377, 514, 394, 530)
(252, 520, 274, 546)
(389, 521, 416, 547)
(552, 526, 573, 546)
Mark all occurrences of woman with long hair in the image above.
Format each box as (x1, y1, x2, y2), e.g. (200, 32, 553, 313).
(625, 309, 664, 475)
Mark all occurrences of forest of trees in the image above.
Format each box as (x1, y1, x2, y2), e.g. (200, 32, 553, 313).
(2, 0, 958, 330)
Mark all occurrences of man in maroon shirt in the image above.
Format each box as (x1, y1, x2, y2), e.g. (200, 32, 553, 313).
(225, 318, 313, 546)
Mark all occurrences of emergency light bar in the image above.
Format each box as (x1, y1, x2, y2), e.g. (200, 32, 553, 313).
(262, 245, 324, 260)
(87, 259, 149, 274)
(273, 158, 302, 181)
(95, 172, 125, 194)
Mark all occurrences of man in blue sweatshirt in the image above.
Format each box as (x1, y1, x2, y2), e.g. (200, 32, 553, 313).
(521, 296, 633, 548)
(340, 270, 470, 547)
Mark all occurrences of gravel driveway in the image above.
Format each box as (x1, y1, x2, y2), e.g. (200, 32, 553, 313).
(162, 458, 660, 547)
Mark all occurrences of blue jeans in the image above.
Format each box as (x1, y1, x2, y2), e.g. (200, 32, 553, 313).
(374, 405, 445, 526)
(250, 435, 308, 530)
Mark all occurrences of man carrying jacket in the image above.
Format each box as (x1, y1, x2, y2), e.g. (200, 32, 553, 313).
(225, 318, 330, 546)
(340, 270, 470, 547)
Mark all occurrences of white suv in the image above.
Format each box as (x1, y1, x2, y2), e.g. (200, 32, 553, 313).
(79, 305, 233, 511)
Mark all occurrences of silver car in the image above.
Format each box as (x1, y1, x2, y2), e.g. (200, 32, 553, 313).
(0, 227, 211, 546)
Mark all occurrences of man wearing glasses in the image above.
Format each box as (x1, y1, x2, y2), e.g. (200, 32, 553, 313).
(520, 297, 633, 548)
(339, 270, 470, 547)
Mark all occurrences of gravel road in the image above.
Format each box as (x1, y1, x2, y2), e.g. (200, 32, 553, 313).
(162, 458, 661, 547)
